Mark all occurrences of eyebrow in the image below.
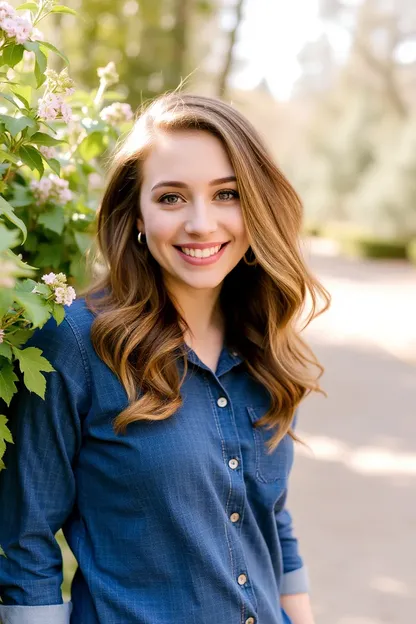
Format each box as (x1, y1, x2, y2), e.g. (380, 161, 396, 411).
(151, 176, 237, 192)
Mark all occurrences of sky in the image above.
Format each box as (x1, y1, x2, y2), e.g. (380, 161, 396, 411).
(230, 0, 350, 99)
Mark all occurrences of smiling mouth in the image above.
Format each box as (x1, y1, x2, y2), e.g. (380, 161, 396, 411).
(173, 242, 230, 258)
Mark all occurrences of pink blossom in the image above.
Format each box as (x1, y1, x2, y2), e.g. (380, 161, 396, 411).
(1, 14, 33, 43)
(100, 102, 134, 127)
(0, 2, 16, 21)
(31, 175, 72, 206)
(54, 285, 76, 306)
(42, 272, 56, 285)
(14, 18, 32, 43)
(38, 93, 72, 123)
(60, 101, 73, 123)
(39, 145, 57, 160)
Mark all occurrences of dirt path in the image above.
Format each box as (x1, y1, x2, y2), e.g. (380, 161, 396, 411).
(291, 240, 416, 624)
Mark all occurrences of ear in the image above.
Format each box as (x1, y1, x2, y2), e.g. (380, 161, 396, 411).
(136, 217, 144, 233)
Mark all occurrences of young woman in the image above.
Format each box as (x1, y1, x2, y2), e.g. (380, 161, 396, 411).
(0, 93, 330, 624)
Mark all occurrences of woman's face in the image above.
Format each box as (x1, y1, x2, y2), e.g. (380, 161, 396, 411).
(138, 129, 250, 294)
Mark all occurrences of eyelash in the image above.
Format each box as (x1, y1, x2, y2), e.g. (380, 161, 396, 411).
(158, 189, 240, 205)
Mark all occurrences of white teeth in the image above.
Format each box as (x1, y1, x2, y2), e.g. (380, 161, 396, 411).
(180, 245, 222, 258)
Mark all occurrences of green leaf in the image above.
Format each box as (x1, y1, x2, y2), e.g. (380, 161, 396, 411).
(13, 292, 50, 329)
(34, 59, 46, 88)
(74, 230, 92, 254)
(0, 413, 13, 468)
(12, 346, 54, 399)
(10, 88, 31, 110)
(18, 145, 44, 176)
(16, 2, 39, 9)
(5, 248, 37, 271)
(31, 282, 50, 297)
(39, 41, 69, 66)
(30, 132, 65, 146)
(45, 157, 60, 175)
(9, 184, 32, 208)
(0, 343, 12, 360)
(0, 92, 22, 110)
(0, 414, 14, 445)
(0, 222, 19, 251)
(34, 243, 62, 268)
(38, 205, 65, 235)
(0, 149, 20, 165)
(2, 44, 24, 69)
(78, 131, 107, 160)
(0, 413, 13, 461)
(0, 544, 5, 556)
(0, 360, 18, 406)
(52, 302, 65, 325)
(0, 289, 14, 319)
(17, 278, 38, 293)
(0, 196, 27, 241)
(50, 5, 77, 15)
(5, 329, 33, 346)
(24, 42, 47, 88)
(0, 113, 37, 137)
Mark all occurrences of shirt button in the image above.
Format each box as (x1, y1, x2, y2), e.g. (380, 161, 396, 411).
(228, 458, 239, 469)
(245, 618, 255, 624)
(217, 397, 228, 408)
(230, 512, 240, 523)
(237, 573, 247, 585)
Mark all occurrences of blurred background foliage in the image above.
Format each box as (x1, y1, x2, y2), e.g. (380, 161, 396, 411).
(15, 0, 414, 261)
(7, 0, 416, 256)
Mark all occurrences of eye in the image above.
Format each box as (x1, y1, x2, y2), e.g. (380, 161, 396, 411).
(216, 189, 239, 201)
(158, 193, 183, 205)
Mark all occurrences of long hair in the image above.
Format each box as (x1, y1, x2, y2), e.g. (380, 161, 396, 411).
(85, 93, 330, 452)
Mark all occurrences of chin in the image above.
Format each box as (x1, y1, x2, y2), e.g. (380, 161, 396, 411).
(180, 275, 225, 291)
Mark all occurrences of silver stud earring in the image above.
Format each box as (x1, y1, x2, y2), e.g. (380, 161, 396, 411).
(138, 232, 147, 245)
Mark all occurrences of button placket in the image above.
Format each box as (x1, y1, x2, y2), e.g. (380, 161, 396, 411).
(206, 378, 258, 614)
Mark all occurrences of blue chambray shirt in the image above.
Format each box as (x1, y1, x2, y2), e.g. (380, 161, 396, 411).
(0, 298, 308, 624)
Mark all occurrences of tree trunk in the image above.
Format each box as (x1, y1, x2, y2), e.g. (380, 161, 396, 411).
(171, 0, 191, 90)
(217, 0, 246, 98)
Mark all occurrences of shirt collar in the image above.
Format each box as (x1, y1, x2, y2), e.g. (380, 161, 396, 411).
(182, 343, 244, 377)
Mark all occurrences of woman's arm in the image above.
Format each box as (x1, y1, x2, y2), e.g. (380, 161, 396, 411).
(0, 315, 88, 623)
(281, 593, 315, 624)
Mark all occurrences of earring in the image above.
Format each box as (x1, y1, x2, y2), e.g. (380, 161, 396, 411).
(138, 232, 147, 245)
(243, 248, 257, 266)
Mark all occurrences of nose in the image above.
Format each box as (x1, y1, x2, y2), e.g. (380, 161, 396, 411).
(184, 199, 217, 236)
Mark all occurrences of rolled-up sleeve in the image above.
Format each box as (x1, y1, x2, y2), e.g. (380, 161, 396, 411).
(275, 499, 310, 594)
(0, 315, 89, 621)
(0, 603, 72, 624)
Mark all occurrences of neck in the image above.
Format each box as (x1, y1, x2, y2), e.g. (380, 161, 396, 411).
(165, 278, 225, 346)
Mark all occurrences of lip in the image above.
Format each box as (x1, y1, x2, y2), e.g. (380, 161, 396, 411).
(174, 242, 230, 266)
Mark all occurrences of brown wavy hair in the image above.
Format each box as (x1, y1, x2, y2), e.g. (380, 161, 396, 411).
(85, 92, 330, 452)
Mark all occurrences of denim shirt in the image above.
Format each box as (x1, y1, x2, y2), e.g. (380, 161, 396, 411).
(0, 298, 308, 624)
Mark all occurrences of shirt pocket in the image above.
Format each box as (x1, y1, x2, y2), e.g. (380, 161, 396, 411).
(247, 406, 293, 484)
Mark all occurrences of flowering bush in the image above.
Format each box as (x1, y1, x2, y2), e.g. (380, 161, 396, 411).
(0, 0, 134, 479)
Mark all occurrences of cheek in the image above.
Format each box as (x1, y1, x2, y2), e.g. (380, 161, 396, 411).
(145, 213, 178, 245)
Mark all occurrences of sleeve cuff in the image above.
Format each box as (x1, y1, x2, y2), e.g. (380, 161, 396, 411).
(0, 602, 72, 624)
(280, 565, 310, 595)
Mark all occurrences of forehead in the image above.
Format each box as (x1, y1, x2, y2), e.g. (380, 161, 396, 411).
(141, 129, 234, 185)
